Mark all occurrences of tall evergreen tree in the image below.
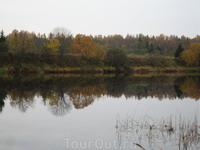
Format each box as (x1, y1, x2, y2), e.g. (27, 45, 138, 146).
(149, 43, 154, 53)
(175, 43, 184, 58)
(145, 41, 149, 51)
(0, 30, 8, 52)
(0, 30, 6, 43)
(157, 45, 163, 54)
(138, 35, 142, 43)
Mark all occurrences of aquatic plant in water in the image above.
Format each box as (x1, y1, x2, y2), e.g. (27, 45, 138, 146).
(115, 112, 200, 150)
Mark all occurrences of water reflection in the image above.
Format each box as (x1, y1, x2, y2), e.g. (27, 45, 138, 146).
(48, 94, 72, 116)
(0, 75, 200, 115)
(0, 90, 6, 113)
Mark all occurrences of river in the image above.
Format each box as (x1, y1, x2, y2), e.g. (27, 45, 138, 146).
(0, 74, 199, 150)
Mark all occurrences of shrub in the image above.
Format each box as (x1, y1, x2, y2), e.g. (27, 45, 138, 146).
(105, 48, 128, 68)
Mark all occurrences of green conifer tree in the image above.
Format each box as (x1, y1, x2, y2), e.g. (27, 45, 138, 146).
(175, 43, 184, 58)
(149, 43, 154, 53)
(0, 30, 8, 52)
(145, 41, 149, 51)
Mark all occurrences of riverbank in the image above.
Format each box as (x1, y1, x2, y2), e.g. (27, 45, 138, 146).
(1, 53, 200, 74)
(1, 66, 200, 75)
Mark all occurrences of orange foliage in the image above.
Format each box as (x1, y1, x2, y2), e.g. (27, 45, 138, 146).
(190, 43, 200, 51)
(70, 34, 97, 59)
(70, 34, 106, 62)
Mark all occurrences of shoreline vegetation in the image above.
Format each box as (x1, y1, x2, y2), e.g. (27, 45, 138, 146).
(1, 54, 200, 75)
(0, 28, 200, 75)
(2, 65, 200, 74)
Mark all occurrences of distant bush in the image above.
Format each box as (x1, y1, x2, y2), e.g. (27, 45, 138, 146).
(128, 55, 177, 68)
(105, 48, 128, 68)
(128, 55, 148, 67)
(147, 56, 167, 67)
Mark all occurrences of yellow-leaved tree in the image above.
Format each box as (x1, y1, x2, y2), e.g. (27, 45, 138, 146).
(180, 43, 200, 66)
(42, 38, 60, 54)
(190, 43, 200, 66)
(47, 38, 60, 53)
(180, 50, 197, 66)
(70, 34, 106, 64)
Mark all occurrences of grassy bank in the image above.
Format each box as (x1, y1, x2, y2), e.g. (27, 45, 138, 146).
(0, 53, 200, 74)
(130, 66, 200, 74)
(2, 65, 200, 75)
(0, 69, 6, 76)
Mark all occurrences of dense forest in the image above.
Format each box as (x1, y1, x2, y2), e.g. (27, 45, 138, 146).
(0, 27, 200, 73)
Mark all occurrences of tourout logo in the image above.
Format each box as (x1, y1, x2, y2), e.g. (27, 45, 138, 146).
(64, 138, 137, 149)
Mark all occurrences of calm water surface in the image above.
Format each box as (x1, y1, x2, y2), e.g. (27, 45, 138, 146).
(0, 75, 199, 150)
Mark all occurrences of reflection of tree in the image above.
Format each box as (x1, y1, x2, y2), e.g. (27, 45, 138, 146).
(176, 76, 200, 100)
(68, 77, 106, 109)
(48, 94, 72, 116)
(4, 76, 39, 113)
(105, 76, 127, 97)
(69, 86, 95, 109)
(8, 91, 35, 113)
(41, 83, 72, 116)
(0, 90, 7, 113)
(1, 75, 200, 115)
(118, 76, 175, 100)
(174, 84, 183, 98)
(180, 77, 196, 92)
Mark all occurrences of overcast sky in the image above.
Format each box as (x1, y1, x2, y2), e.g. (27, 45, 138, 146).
(1, 0, 199, 38)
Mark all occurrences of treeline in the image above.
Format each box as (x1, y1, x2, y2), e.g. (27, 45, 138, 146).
(0, 27, 200, 72)
(0, 75, 199, 115)
(2, 28, 200, 56)
(93, 34, 200, 56)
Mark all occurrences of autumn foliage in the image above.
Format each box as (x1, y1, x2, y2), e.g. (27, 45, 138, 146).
(180, 43, 200, 66)
(0, 28, 200, 73)
(180, 50, 197, 66)
(70, 34, 106, 64)
(7, 30, 38, 53)
(48, 38, 60, 52)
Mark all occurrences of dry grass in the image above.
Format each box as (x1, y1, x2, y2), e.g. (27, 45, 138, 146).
(116, 112, 200, 150)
